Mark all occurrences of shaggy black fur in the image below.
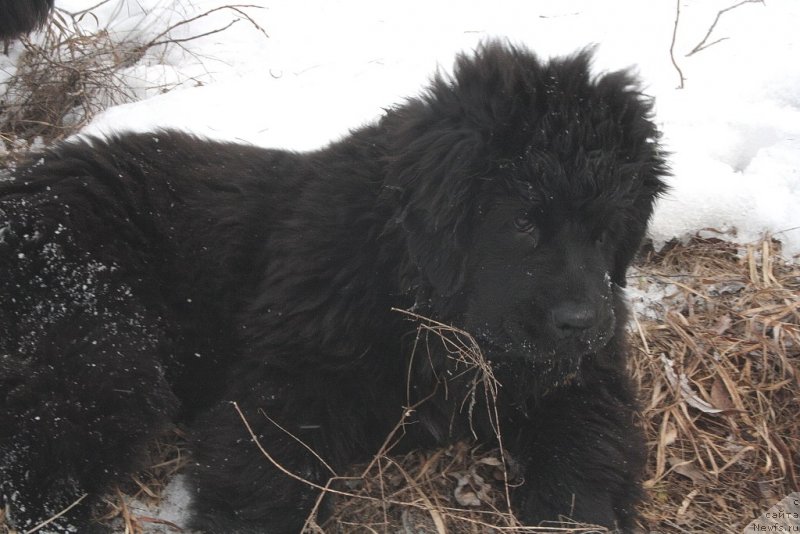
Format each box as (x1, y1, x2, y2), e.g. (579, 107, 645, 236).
(0, 43, 667, 533)
(0, 0, 54, 40)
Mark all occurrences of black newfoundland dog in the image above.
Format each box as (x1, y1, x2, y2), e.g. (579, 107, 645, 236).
(0, 42, 667, 533)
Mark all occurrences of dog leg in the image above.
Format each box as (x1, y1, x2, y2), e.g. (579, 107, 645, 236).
(0, 303, 179, 532)
(188, 368, 391, 534)
(510, 375, 645, 533)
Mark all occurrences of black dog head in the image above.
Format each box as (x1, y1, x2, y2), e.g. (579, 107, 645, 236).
(384, 42, 667, 386)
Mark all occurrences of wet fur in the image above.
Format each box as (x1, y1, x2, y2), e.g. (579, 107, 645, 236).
(0, 43, 666, 532)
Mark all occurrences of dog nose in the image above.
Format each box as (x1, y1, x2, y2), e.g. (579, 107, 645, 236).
(551, 302, 596, 336)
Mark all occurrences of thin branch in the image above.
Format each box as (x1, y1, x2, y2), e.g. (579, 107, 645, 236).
(258, 407, 339, 477)
(392, 308, 515, 513)
(233, 401, 365, 497)
(56, 0, 114, 18)
(670, 0, 685, 89)
(687, 0, 766, 57)
(234, 310, 611, 532)
(23, 494, 88, 534)
(146, 19, 239, 48)
(143, 5, 268, 50)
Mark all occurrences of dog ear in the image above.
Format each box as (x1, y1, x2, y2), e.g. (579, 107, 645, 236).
(612, 166, 668, 288)
(595, 74, 669, 289)
(383, 103, 484, 297)
(612, 227, 644, 287)
(400, 205, 468, 297)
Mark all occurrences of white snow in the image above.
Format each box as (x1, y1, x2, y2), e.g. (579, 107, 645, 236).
(116, 475, 195, 534)
(2, 0, 800, 530)
(5, 0, 794, 257)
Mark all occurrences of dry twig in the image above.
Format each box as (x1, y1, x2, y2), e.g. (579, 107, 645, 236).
(669, 0, 766, 89)
(687, 0, 766, 57)
(669, 0, 685, 89)
(0, 2, 267, 164)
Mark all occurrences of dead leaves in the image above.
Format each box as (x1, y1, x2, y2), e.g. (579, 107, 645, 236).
(635, 237, 800, 531)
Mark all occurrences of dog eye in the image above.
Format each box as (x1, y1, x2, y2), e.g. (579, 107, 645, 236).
(514, 215, 535, 233)
(514, 215, 540, 246)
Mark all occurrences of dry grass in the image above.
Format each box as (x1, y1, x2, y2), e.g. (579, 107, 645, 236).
(632, 237, 799, 531)
(98, 428, 189, 533)
(0, 1, 267, 165)
(0, 9, 141, 152)
(321, 442, 610, 534)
